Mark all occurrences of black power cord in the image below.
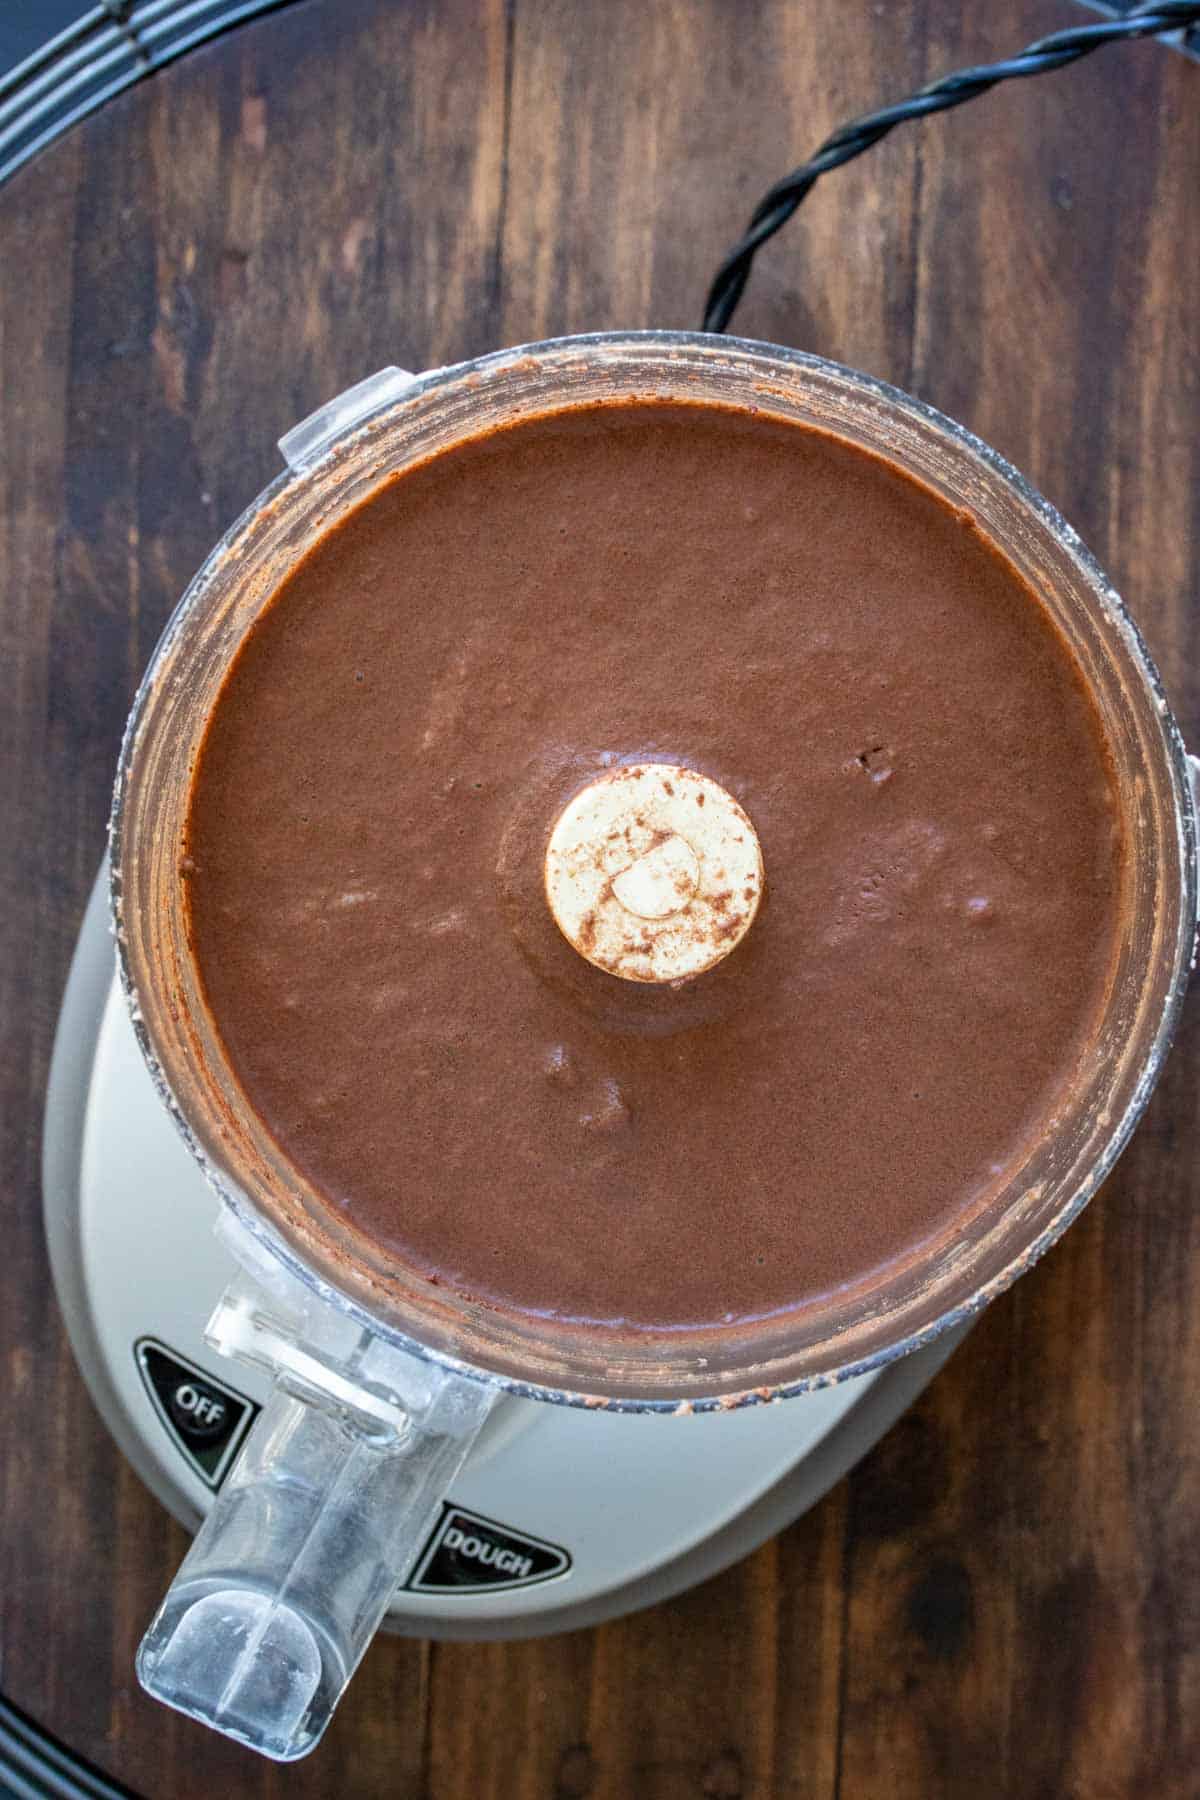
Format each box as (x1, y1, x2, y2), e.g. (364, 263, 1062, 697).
(703, 0, 1200, 333)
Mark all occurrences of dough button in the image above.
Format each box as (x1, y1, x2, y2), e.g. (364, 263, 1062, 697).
(543, 763, 764, 983)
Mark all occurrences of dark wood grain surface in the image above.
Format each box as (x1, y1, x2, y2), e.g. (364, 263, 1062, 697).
(2, 2, 1198, 1794)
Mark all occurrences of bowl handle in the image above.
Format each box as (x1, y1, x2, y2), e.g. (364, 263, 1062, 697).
(135, 1217, 495, 1762)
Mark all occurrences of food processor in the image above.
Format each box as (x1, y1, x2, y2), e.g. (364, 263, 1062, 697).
(39, 331, 1196, 1763)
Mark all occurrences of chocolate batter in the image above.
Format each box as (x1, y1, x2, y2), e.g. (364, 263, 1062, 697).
(183, 400, 1124, 1332)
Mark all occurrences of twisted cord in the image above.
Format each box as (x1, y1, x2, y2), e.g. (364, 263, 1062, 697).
(703, 1, 1200, 333)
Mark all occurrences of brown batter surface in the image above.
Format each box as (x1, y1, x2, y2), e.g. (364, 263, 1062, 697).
(184, 400, 1124, 1331)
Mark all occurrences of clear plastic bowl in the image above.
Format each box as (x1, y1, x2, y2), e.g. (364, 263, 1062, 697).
(112, 331, 1198, 1410)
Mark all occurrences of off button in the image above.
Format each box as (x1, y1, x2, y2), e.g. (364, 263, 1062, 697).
(167, 1377, 230, 1441)
(136, 1339, 259, 1489)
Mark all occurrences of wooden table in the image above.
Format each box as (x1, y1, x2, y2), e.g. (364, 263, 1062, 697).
(2, 3, 1198, 1794)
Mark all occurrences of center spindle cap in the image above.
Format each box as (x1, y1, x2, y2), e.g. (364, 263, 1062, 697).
(544, 763, 764, 983)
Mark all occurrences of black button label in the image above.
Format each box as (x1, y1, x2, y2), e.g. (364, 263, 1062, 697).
(407, 1505, 571, 1594)
(135, 1340, 258, 1489)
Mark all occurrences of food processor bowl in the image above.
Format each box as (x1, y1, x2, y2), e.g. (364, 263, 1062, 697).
(110, 334, 1198, 1756)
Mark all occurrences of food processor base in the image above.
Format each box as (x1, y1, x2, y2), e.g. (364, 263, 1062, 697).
(43, 865, 966, 1641)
